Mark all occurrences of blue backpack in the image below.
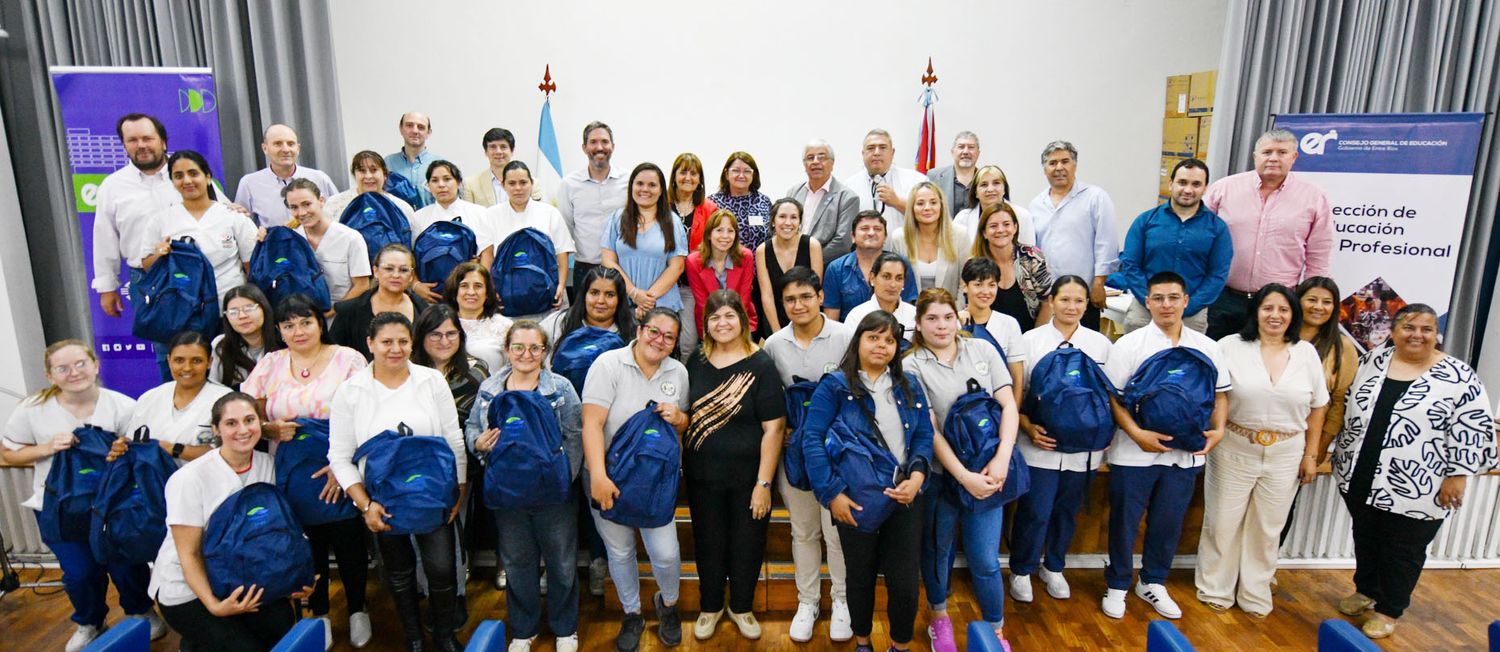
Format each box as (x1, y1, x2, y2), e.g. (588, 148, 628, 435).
(963, 322, 1009, 365)
(492, 228, 558, 317)
(131, 238, 221, 343)
(1121, 347, 1218, 452)
(482, 391, 572, 510)
(552, 327, 626, 396)
(780, 376, 820, 491)
(1023, 342, 1117, 453)
(38, 425, 118, 544)
(352, 424, 459, 535)
(201, 482, 315, 600)
(384, 172, 421, 208)
(414, 219, 478, 293)
(822, 413, 901, 534)
(249, 226, 332, 311)
(274, 419, 358, 526)
(89, 427, 177, 565)
(339, 192, 412, 264)
(943, 379, 1029, 513)
(595, 402, 680, 529)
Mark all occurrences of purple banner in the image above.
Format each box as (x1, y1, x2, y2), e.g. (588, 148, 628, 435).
(51, 67, 225, 397)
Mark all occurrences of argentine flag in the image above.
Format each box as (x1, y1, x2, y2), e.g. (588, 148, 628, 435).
(535, 98, 565, 205)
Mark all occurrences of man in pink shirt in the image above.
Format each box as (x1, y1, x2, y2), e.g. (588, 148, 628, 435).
(1202, 128, 1334, 339)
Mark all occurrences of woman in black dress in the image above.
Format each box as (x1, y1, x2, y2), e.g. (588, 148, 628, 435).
(755, 198, 824, 333)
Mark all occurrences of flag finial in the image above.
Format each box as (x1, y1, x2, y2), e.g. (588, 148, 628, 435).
(539, 64, 557, 97)
(921, 57, 938, 87)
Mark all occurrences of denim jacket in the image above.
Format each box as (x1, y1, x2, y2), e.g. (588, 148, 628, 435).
(465, 368, 584, 480)
(801, 370, 935, 507)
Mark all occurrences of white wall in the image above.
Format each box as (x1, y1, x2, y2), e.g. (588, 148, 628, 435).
(0, 97, 48, 425)
(329, 0, 1226, 233)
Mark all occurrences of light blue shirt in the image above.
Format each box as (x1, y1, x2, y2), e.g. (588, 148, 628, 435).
(1027, 182, 1120, 281)
(601, 210, 689, 310)
(232, 165, 337, 227)
(384, 149, 443, 208)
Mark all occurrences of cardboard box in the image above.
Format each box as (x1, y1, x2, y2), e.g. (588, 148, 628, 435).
(1160, 156, 1185, 198)
(1164, 74, 1191, 117)
(1195, 115, 1212, 158)
(1189, 70, 1216, 115)
(1161, 117, 1198, 157)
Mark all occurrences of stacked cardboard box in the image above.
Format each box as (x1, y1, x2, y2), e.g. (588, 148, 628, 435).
(1159, 70, 1215, 202)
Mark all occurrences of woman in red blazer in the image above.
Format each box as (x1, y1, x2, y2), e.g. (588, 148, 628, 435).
(687, 208, 759, 334)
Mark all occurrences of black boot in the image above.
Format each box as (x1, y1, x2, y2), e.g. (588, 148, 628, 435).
(432, 631, 463, 652)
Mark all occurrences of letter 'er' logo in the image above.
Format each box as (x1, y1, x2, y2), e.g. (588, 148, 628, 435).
(1300, 129, 1338, 155)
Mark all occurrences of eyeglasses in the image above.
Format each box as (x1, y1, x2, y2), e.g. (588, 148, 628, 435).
(1148, 293, 1186, 304)
(641, 324, 678, 345)
(50, 359, 91, 375)
(426, 330, 461, 342)
(378, 265, 413, 275)
(225, 305, 261, 319)
(728, 168, 754, 177)
(507, 343, 547, 357)
(803, 153, 830, 163)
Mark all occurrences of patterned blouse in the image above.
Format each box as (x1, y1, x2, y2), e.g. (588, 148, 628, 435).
(707, 191, 773, 252)
(983, 244, 1054, 320)
(241, 346, 368, 421)
(1333, 347, 1496, 520)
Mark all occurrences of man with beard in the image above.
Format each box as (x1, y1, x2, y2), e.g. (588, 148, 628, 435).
(233, 124, 337, 227)
(1111, 158, 1230, 334)
(93, 113, 188, 319)
(926, 131, 981, 215)
(557, 121, 627, 301)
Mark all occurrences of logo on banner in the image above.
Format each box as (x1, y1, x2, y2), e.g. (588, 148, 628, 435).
(1300, 129, 1339, 155)
(178, 88, 217, 114)
(72, 173, 108, 212)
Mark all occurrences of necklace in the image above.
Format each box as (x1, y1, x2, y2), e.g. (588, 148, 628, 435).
(290, 345, 328, 379)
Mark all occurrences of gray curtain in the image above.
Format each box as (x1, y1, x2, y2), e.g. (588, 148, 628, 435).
(1211, 0, 1500, 362)
(0, 0, 345, 343)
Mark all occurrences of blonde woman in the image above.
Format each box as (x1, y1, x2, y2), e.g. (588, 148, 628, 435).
(886, 181, 969, 298)
(952, 165, 1035, 246)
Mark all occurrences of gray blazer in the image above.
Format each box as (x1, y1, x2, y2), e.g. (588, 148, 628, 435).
(925, 165, 966, 215)
(786, 177, 860, 260)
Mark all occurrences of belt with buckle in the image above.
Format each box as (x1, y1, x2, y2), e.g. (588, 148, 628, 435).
(1227, 421, 1300, 446)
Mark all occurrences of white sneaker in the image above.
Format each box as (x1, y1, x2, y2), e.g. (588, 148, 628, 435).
(507, 636, 534, 652)
(1039, 567, 1072, 599)
(65, 625, 104, 652)
(349, 611, 372, 648)
(789, 602, 819, 642)
(589, 558, 607, 597)
(144, 609, 168, 640)
(830, 599, 853, 641)
(318, 616, 332, 651)
(555, 634, 579, 652)
(1102, 588, 1127, 619)
(1008, 573, 1034, 603)
(1135, 582, 1183, 619)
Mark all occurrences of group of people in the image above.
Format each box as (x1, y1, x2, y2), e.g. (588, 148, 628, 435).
(4, 111, 1495, 652)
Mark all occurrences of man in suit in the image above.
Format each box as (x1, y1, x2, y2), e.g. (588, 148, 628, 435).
(786, 139, 860, 260)
(462, 127, 514, 207)
(925, 131, 980, 215)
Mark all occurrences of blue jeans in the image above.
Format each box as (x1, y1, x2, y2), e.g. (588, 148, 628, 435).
(126, 267, 171, 381)
(591, 508, 680, 614)
(495, 493, 580, 639)
(921, 492, 1005, 625)
(1105, 464, 1201, 590)
(36, 512, 153, 626)
(1010, 466, 1091, 575)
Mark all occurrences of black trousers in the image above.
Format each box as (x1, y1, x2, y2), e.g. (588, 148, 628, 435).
(161, 596, 296, 652)
(305, 516, 369, 616)
(1082, 302, 1102, 332)
(838, 503, 922, 644)
(1344, 493, 1444, 618)
(686, 478, 768, 614)
(1207, 288, 1254, 341)
(377, 522, 465, 640)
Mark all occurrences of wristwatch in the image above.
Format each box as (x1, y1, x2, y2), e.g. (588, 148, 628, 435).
(171, 443, 185, 459)
(757, 479, 771, 489)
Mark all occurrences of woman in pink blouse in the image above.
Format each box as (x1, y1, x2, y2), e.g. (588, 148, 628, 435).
(240, 294, 373, 648)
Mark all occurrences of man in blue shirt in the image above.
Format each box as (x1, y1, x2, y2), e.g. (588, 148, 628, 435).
(384, 111, 444, 208)
(1027, 141, 1120, 330)
(1109, 159, 1231, 334)
(821, 210, 917, 320)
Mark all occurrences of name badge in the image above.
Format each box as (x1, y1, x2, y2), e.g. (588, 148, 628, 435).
(748, 214, 767, 227)
(975, 361, 990, 375)
(661, 382, 678, 397)
(823, 362, 838, 374)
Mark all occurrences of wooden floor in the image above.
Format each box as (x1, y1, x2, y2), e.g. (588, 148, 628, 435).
(3, 565, 1497, 650)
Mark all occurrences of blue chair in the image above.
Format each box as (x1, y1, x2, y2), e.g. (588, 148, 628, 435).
(967, 620, 1005, 652)
(83, 617, 149, 652)
(1488, 620, 1499, 652)
(271, 618, 326, 652)
(1147, 621, 1196, 651)
(1318, 619, 1381, 651)
(465, 620, 507, 652)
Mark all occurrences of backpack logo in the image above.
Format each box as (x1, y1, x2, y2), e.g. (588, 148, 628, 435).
(514, 251, 529, 262)
(172, 273, 190, 280)
(245, 506, 268, 520)
(275, 257, 290, 264)
(644, 428, 661, 437)
(504, 416, 523, 425)
(584, 344, 599, 351)
(978, 418, 991, 428)
(404, 473, 424, 483)
(78, 467, 97, 475)
(295, 432, 310, 441)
